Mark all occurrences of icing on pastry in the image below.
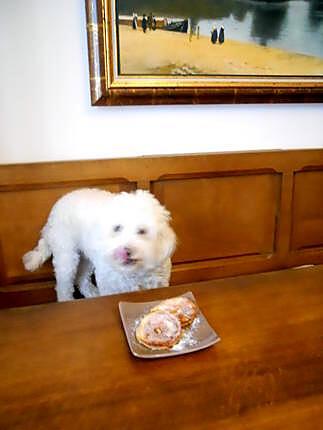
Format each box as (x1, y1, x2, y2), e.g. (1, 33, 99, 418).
(151, 296, 198, 328)
(136, 310, 182, 350)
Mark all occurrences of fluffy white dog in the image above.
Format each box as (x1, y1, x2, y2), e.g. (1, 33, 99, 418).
(23, 188, 176, 301)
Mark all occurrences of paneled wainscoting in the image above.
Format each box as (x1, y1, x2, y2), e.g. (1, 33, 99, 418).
(1, 150, 322, 307)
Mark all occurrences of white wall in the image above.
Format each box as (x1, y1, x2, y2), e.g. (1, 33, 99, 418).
(1, 0, 322, 165)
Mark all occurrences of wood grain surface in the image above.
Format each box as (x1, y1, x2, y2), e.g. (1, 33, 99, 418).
(0, 266, 322, 429)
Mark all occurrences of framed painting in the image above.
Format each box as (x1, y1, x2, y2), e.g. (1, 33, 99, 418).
(85, 0, 323, 105)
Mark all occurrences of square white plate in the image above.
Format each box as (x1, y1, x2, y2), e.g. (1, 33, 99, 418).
(119, 291, 220, 359)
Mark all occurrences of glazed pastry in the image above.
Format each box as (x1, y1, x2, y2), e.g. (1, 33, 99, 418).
(151, 296, 198, 328)
(136, 310, 182, 350)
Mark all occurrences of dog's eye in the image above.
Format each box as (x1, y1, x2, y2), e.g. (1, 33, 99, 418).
(137, 227, 147, 235)
(113, 224, 122, 233)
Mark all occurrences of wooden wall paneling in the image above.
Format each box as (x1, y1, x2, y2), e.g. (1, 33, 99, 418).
(0, 282, 56, 309)
(153, 171, 281, 262)
(284, 168, 323, 268)
(274, 171, 294, 265)
(0, 150, 323, 307)
(291, 170, 323, 251)
(153, 170, 284, 285)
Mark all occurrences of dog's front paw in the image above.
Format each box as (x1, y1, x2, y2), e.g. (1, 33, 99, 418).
(55, 287, 75, 302)
(79, 283, 100, 298)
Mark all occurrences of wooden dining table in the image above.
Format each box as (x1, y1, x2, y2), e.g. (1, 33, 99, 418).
(0, 265, 322, 429)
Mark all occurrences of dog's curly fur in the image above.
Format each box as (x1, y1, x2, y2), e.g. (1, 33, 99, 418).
(23, 189, 176, 301)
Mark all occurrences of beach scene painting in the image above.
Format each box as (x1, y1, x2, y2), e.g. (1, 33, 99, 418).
(116, 0, 323, 76)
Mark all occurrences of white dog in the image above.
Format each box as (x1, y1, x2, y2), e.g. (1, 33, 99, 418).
(23, 188, 176, 301)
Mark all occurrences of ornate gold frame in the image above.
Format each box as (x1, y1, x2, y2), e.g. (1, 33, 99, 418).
(85, 0, 323, 105)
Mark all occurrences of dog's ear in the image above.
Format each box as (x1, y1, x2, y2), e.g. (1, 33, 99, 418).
(157, 223, 177, 262)
(153, 194, 176, 261)
(135, 189, 172, 222)
(135, 189, 176, 261)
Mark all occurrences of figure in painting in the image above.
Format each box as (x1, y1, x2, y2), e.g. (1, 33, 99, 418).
(142, 14, 147, 33)
(148, 13, 153, 31)
(211, 27, 218, 44)
(182, 19, 189, 34)
(219, 26, 225, 44)
(189, 23, 193, 42)
(132, 13, 138, 30)
(152, 16, 157, 31)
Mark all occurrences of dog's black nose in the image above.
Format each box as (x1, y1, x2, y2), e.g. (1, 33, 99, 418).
(125, 247, 132, 257)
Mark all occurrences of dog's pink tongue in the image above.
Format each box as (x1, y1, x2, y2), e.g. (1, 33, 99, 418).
(113, 247, 128, 262)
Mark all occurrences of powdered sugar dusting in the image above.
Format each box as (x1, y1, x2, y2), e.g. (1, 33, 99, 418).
(131, 317, 142, 332)
(171, 316, 201, 351)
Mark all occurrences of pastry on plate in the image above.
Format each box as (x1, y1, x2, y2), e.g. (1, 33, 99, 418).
(151, 296, 198, 328)
(136, 310, 182, 350)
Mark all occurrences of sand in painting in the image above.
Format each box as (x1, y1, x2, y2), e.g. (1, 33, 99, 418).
(119, 24, 323, 76)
